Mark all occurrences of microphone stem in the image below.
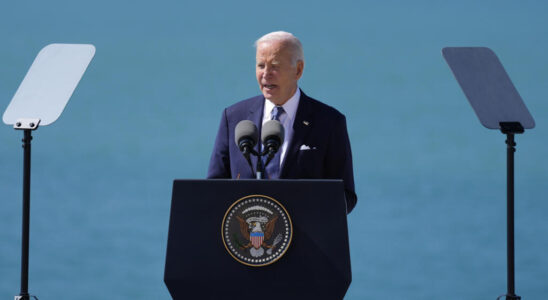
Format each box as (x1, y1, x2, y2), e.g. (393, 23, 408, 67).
(256, 155, 264, 179)
(243, 153, 256, 178)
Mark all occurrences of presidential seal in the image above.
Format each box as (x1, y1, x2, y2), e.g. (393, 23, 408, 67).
(221, 195, 293, 267)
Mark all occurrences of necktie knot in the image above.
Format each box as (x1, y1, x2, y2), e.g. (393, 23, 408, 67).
(271, 106, 285, 121)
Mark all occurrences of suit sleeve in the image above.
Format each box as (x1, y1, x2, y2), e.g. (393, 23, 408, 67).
(207, 108, 231, 178)
(325, 114, 357, 213)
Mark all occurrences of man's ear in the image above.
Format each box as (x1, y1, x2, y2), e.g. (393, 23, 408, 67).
(296, 60, 304, 80)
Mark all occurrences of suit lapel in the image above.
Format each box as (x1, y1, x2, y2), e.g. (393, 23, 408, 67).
(280, 91, 313, 178)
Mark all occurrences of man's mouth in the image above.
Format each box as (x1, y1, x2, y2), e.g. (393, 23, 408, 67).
(263, 84, 277, 89)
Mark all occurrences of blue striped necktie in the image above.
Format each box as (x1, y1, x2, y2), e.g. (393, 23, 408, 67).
(265, 106, 285, 179)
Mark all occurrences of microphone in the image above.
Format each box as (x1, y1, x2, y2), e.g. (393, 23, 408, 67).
(234, 120, 258, 175)
(235, 120, 258, 154)
(261, 120, 285, 164)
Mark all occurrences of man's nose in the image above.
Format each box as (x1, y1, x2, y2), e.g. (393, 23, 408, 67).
(263, 65, 273, 77)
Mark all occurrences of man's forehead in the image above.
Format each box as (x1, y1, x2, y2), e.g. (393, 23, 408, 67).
(256, 42, 291, 61)
(256, 55, 282, 64)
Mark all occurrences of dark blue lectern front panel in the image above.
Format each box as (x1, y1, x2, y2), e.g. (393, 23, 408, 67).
(164, 179, 351, 300)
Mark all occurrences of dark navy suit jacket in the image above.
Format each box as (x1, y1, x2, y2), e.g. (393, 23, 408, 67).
(207, 91, 357, 213)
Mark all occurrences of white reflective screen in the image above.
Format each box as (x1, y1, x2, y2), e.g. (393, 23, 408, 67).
(3, 44, 95, 126)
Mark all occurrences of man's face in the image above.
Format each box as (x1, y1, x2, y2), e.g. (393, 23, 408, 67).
(256, 41, 303, 105)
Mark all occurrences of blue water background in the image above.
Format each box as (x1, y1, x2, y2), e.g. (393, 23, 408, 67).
(1, 1, 547, 299)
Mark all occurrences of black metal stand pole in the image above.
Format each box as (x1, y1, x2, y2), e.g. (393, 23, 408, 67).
(499, 122, 522, 300)
(19, 129, 32, 300)
(504, 133, 520, 300)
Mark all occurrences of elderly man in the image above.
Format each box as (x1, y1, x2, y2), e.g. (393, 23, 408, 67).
(207, 31, 357, 213)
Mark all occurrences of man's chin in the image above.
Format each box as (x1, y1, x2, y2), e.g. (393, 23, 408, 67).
(261, 91, 277, 101)
(261, 89, 291, 105)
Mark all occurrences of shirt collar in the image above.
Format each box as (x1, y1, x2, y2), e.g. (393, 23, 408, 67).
(264, 88, 300, 123)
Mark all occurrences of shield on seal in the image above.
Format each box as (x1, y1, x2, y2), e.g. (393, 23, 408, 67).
(250, 232, 264, 249)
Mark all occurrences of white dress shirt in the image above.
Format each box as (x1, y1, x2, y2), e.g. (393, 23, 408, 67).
(262, 88, 300, 168)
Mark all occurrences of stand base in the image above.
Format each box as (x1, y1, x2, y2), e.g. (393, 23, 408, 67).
(15, 295, 38, 300)
(497, 294, 521, 300)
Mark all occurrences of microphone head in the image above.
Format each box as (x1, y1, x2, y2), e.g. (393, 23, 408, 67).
(235, 120, 258, 148)
(261, 120, 285, 145)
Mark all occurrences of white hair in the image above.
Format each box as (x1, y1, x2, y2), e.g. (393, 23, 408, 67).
(254, 31, 304, 65)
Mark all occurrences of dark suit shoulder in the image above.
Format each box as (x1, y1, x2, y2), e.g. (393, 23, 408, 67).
(302, 93, 346, 121)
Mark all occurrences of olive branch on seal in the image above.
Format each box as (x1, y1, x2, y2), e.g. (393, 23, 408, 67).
(232, 233, 244, 248)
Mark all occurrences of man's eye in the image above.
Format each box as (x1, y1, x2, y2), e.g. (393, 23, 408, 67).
(257, 64, 265, 68)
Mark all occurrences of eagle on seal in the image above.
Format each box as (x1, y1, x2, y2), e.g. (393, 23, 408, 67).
(237, 215, 278, 255)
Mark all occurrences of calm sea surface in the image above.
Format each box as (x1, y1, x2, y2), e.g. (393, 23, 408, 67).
(1, 1, 547, 299)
